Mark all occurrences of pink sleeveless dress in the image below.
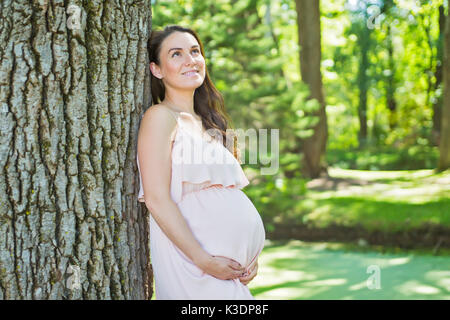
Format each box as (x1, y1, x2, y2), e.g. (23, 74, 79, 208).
(136, 109, 266, 300)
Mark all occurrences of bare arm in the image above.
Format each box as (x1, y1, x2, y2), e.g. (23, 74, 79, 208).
(137, 106, 244, 279)
(138, 106, 209, 266)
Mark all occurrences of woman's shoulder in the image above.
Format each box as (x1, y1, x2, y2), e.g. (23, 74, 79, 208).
(139, 104, 179, 141)
(141, 104, 178, 126)
(143, 103, 174, 118)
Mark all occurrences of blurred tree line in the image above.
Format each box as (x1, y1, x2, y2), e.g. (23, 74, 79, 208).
(151, 0, 448, 168)
(326, 0, 447, 169)
(150, 0, 449, 230)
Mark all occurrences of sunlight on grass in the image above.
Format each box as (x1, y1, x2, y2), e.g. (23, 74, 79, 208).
(348, 280, 370, 291)
(311, 184, 449, 203)
(395, 280, 442, 295)
(256, 287, 323, 299)
(302, 278, 348, 286)
(301, 168, 450, 230)
(309, 168, 450, 203)
(424, 271, 450, 292)
(387, 257, 411, 266)
(328, 168, 439, 181)
(249, 240, 450, 300)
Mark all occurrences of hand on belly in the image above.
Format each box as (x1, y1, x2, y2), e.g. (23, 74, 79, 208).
(178, 187, 266, 282)
(200, 255, 247, 280)
(238, 259, 259, 285)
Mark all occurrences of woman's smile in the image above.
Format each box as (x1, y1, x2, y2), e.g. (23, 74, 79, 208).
(182, 71, 200, 77)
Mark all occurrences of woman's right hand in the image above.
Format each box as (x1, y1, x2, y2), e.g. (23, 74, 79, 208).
(200, 255, 246, 280)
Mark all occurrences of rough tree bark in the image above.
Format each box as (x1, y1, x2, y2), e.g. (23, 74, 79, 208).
(0, 0, 153, 299)
(295, 0, 328, 178)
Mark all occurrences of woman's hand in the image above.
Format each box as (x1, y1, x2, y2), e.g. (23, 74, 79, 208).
(238, 260, 258, 286)
(200, 255, 246, 280)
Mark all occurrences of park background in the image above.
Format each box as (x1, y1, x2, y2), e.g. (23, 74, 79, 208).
(152, 0, 450, 300)
(0, 0, 448, 299)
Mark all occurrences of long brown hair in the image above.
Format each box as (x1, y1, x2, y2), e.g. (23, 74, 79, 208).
(148, 25, 240, 161)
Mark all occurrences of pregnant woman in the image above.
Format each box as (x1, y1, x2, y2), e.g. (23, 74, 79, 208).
(137, 25, 265, 299)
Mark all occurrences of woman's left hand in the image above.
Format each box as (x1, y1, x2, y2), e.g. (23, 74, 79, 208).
(238, 260, 258, 285)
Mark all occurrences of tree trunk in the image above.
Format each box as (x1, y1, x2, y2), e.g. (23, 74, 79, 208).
(357, 22, 370, 148)
(439, 0, 450, 171)
(263, 0, 286, 81)
(295, 0, 328, 178)
(0, 0, 153, 299)
(386, 24, 397, 130)
(432, 5, 445, 146)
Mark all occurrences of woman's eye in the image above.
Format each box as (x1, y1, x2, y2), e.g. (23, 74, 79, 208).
(172, 49, 200, 57)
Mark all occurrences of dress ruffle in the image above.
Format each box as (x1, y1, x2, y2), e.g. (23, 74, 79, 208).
(138, 111, 249, 204)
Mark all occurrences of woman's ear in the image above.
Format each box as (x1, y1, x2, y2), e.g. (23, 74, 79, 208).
(150, 62, 163, 79)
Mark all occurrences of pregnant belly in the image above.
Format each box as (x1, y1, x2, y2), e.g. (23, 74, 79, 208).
(178, 185, 266, 274)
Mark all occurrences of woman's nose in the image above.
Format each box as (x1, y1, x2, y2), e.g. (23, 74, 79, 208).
(184, 53, 196, 64)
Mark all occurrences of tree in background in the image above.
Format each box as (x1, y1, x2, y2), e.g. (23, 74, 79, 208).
(325, 1, 442, 168)
(349, 1, 374, 148)
(294, 0, 328, 178)
(432, 4, 445, 146)
(382, 0, 398, 130)
(439, 0, 450, 171)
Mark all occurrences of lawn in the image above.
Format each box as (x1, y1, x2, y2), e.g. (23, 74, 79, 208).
(298, 168, 450, 232)
(250, 239, 450, 300)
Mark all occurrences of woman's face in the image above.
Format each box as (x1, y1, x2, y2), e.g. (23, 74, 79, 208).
(151, 31, 206, 90)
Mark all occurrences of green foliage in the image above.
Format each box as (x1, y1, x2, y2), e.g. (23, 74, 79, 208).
(302, 168, 450, 232)
(327, 145, 440, 170)
(244, 171, 308, 233)
(150, 0, 447, 236)
(325, 0, 444, 150)
(151, 0, 314, 229)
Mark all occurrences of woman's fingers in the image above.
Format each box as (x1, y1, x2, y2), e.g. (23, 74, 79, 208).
(214, 255, 244, 271)
(212, 255, 261, 282)
(239, 261, 258, 285)
(246, 257, 258, 274)
(246, 259, 258, 277)
(229, 261, 244, 271)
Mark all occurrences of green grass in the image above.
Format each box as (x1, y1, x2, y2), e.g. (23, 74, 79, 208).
(298, 168, 450, 232)
(148, 168, 450, 299)
(326, 146, 440, 170)
(150, 239, 450, 300)
(249, 239, 450, 300)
